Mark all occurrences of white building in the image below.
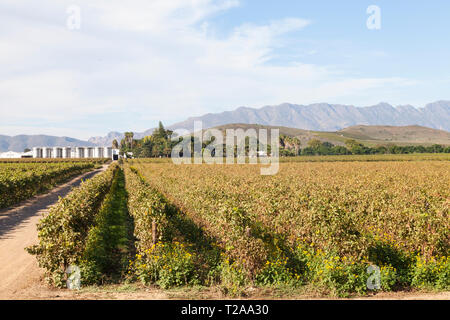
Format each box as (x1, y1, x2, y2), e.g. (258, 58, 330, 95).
(0, 151, 24, 159)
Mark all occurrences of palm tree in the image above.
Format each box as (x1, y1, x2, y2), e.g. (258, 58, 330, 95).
(124, 132, 134, 149)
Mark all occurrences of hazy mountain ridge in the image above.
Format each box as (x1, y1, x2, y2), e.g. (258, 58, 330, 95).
(167, 101, 450, 133)
(0, 135, 96, 152)
(87, 131, 124, 147)
(87, 129, 154, 146)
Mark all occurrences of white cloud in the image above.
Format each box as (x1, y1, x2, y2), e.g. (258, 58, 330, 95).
(195, 18, 311, 67)
(90, 0, 240, 32)
(0, 0, 415, 139)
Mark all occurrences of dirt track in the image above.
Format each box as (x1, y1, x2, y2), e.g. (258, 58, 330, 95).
(0, 165, 108, 299)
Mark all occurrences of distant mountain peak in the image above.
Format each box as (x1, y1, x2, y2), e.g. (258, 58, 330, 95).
(372, 102, 393, 107)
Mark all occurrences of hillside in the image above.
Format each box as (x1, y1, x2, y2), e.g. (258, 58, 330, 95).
(210, 123, 308, 136)
(206, 123, 450, 147)
(338, 125, 450, 145)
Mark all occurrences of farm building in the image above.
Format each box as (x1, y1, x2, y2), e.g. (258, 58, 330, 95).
(0, 151, 25, 158)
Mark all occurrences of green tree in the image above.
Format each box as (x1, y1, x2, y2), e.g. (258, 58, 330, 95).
(130, 122, 174, 158)
(308, 139, 323, 149)
(124, 132, 134, 148)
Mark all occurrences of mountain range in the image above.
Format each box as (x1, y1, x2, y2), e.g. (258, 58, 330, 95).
(89, 100, 450, 146)
(0, 135, 95, 153)
(168, 100, 450, 131)
(1, 100, 449, 152)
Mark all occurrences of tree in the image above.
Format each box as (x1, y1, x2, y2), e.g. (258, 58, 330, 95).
(345, 139, 369, 154)
(430, 144, 443, 153)
(374, 145, 387, 154)
(129, 122, 174, 158)
(308, 139, 323, 149)
(345, 139, 359, 149)
(124, 132, 134, 148)
(331, 145, 350, 155)
(414, 145, 426, 153)
(301, 147, 315, 155)
(158, 121, 166, 138)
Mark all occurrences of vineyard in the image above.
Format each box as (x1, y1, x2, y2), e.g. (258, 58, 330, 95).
(0, 158, 110, 164)
(27, 157, 450, 297)
(280, 153, 450, 162)
(0, 160, 102, 209)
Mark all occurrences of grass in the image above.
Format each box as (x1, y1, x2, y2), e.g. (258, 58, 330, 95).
(80, 168, 136, 285)
(78, 283, 141, 294)
(71, 281, 448, 299)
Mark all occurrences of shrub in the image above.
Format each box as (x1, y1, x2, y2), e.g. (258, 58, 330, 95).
(217, 257, 249, 296)
(367, 238, 414, 285)
(380, 265, 398, 291)
(132, 242, 199, 289)
(411, 255, 450, 290)
(255, 256, 301, 286)
(294, 243, 368, 297)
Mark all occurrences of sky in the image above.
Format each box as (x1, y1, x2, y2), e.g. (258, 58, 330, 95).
(0, 0, 449, 140)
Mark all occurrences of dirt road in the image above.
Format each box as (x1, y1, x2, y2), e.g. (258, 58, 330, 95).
(0, 165, 108, 299)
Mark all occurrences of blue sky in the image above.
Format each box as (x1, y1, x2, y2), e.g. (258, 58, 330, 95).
(0, 0, 449, 139)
